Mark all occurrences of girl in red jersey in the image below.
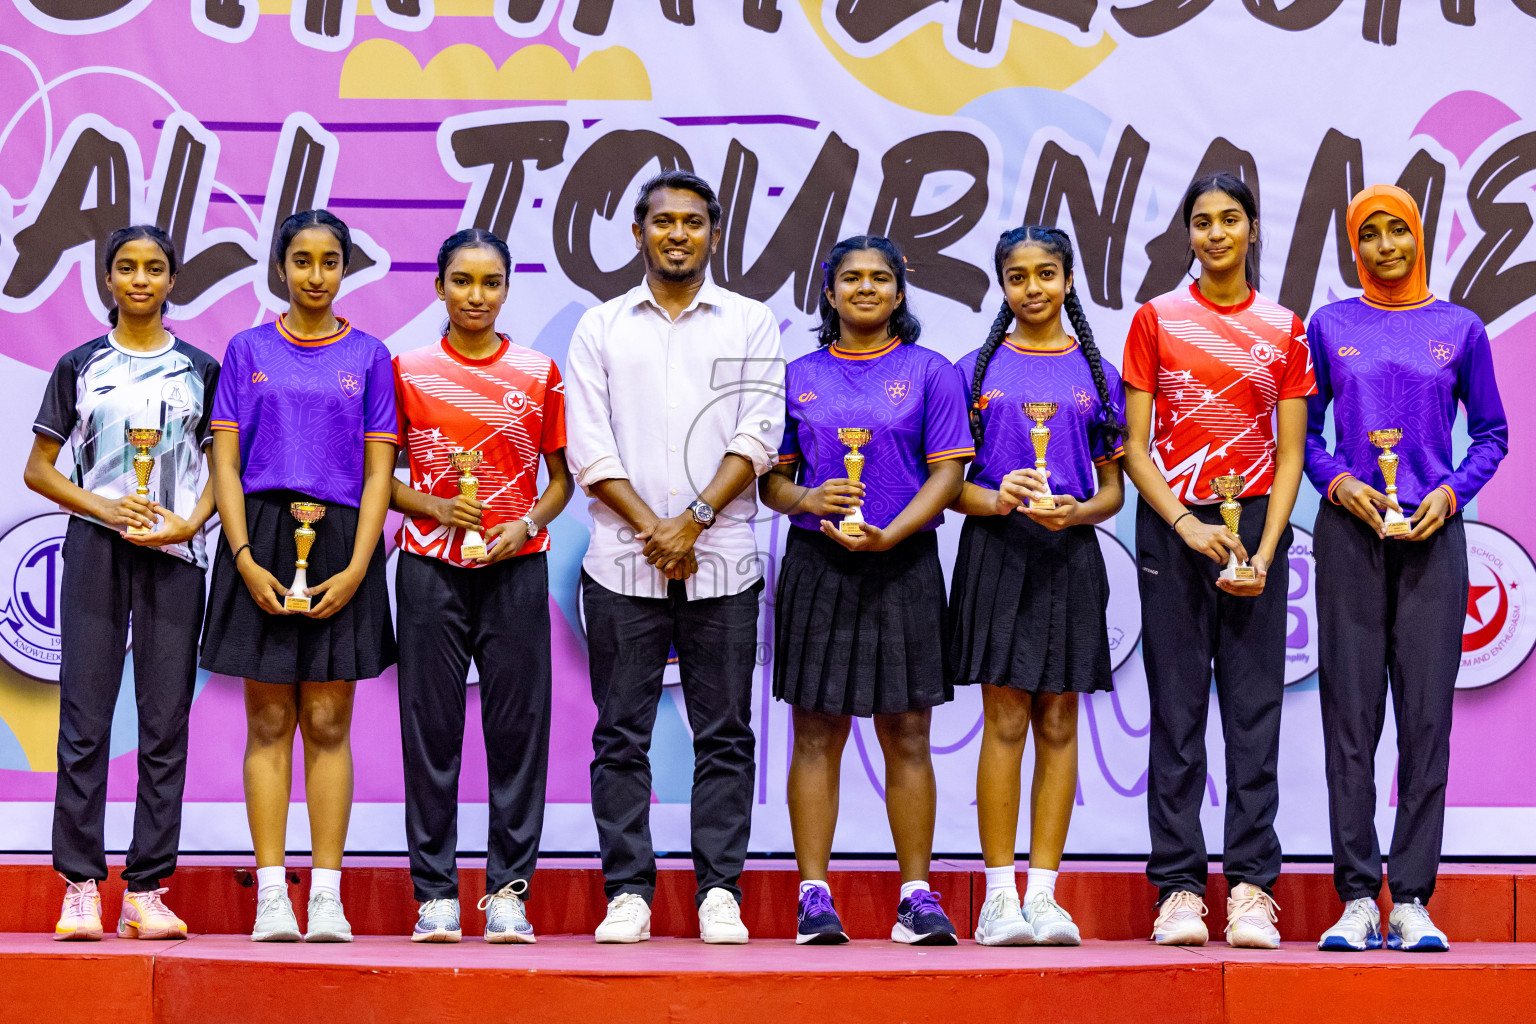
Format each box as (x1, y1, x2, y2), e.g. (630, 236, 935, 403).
(391, 229, 572, 945)
(1119, 173, 1315, 950)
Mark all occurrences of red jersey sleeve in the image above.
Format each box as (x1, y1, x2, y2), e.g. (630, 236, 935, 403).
(1120, 303, 1162, 394)
(541, 359, 567, 453)
(1279, 314, 1317, 400)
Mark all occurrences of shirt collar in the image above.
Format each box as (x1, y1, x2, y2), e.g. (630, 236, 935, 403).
(626, 277, 725, 319)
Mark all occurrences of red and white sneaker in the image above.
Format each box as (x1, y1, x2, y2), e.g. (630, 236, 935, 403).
(118, 888, 188, 939)
(55, 877, 103, 941)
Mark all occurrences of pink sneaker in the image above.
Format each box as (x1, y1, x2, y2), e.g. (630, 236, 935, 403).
(1151, 890, 1208, 946)
(55, 877, 103, 941)
(118, 887, 188, 939)
(1225, 883, 1281, 949)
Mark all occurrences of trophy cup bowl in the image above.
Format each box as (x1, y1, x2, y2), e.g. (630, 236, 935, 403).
(1212, 471, 1256, 581)
(1021, 401, 1059, 511)
(1368, 428, 1412, 538)
(448, 449, 488, 558)
(285, 502, 327, 612)
(124, 426, 163, 536)
(836, 427, 873, 537)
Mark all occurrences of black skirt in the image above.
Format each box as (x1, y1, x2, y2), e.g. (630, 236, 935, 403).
(947, 512, 1113, 694)
(772, 527, 952, 717)
(200, 490, 397, 684)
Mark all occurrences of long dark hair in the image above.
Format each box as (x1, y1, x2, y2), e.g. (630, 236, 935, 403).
(103, 225, 178, 327)
(436, 228, 511, 280)
(968, 226, 1122, 455)
(1181, 171, 1261, 288)
(273, 208, 352, 269)
(814, 235, 921, 347)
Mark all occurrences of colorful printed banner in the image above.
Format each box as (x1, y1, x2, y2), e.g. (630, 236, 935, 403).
(2, 1, 1535, 856)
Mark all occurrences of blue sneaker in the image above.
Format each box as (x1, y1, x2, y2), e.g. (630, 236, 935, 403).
(1318, 898, 1382, 951)
(892, 889, 957, 945)
(411, 898, 461, 943)
(1387, 899, 1449, 952)
(796, 886, 849, 945)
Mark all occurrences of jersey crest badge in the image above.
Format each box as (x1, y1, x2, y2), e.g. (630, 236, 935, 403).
(338, 370, 362, 397)
(884, 379, 911, 404)
(1430, 340, 1454, 366)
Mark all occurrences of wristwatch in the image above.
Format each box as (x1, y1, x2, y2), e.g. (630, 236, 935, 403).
(686, 499, 716, 529)
(519, 515, 540, 538)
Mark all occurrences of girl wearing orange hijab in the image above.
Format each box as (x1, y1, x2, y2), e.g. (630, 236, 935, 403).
(1304, 185, 1508, 953)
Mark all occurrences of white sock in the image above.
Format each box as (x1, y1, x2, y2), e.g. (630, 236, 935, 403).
(1025, 867, 1059, 901)
(899, 879, 930, 901)
(984, 864, 1019, 899)
(255, 865, 286, 899)
(311, 868, 342, 900)
(800, 880, 830, 895)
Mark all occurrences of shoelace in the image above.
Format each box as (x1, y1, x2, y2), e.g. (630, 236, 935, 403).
(702, 893, 741, 924)
(1394, 900, 1434, 931)
(1160, 891, 1208, 920)
(1229, 888, 1279, 923)
(907, 889, 944, 916)
(127, 887, 173, 918)
(477, 880, 529, 915)
(984, 890, 1020, 916)
(1027, 890, 1069, 920)
(419, 898, 457, 921)
(800, 887, 834, 918)
(607, 893, 646, 922)
(310, 891, 343, 914)
(256, 892, 291, 918)
(1338, 898, 1376, 928)
(64, 880, 98, 919)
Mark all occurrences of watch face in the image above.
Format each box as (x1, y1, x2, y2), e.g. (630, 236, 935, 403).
(693, 502, 714, 524)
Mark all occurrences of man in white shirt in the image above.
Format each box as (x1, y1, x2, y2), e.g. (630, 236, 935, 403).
(565, 171, 785, 944)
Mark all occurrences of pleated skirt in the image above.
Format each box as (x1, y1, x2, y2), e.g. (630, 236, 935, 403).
(200, 489, 397, 684)
(772, 527, 952, 717)
(947, 512, 1113, 694)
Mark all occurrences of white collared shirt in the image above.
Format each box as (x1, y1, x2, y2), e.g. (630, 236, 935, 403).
(566, 278, 786, 600)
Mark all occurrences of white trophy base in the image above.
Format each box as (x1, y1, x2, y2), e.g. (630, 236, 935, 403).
(1220, 552, 1256, 582)
(839, 510, 865, 537)
(285, 567, 311, 612)
(461, 528, 487, 559)
(1383, 508, 1411, 537)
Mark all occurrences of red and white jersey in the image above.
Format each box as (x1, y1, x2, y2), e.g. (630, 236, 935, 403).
(1121, 283, 1315, 503)
(394, 335, 566, 565)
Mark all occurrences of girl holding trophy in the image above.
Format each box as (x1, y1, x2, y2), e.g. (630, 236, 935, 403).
(947, 226, 1126, 947)
(26, 226, 220, 940)
(759, 236, 974, 946)
(1306, 185, 1507, 952)
(390, 228, 573, 944)
(201, 210, 399, 943)
(1119, 174, 1314, 949)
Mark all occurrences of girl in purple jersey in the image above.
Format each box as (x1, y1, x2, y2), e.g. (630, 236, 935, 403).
(760, 236, 974, 946)
(948, 226, 1126, 947)
(201, 210, 399, 943)
(1308, 186, 1506, 954)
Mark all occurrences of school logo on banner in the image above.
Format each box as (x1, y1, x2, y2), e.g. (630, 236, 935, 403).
(1460, 522, 1536, 689)
(1284, 525, 1319, 685)
(0, 514, 69, 682)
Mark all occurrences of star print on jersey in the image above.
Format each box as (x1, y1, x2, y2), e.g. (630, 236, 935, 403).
(1305, 297, 1507, 511)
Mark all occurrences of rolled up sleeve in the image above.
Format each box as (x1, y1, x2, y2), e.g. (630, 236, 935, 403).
(724, 305, 786, 476)
(564, 312, 629, 494)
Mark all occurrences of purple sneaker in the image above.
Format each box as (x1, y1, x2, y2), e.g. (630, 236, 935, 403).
(893, 889, 957, 945)
(796, 887, 849, 945)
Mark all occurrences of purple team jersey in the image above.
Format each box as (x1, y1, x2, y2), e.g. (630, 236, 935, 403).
(1305, 298, 1507, 513)
(778, 338, 974, 533)
(210, 317, 399, 507)
(956, 339, 1126, 499)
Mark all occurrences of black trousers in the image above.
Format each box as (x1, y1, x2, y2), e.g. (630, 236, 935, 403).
(1136, 497, 1291, 902)
(1315, 502, 1467, 905)
(396, 552, 551, 901)
(53, 517, 204, 890)
(582, 572, 761, 907)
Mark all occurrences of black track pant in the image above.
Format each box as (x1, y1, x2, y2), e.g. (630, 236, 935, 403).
(582, 572, 761, 907)
(53, 517, 204, 890)
(1136, 497, 1291, 902)
(396, 552, 551, 901)
(1315, 502, 1466, 905)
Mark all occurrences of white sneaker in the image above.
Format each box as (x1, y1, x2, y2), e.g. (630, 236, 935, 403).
(1225, 883, 1280, 949)
(251, 889, 301, 942)
(1387, 898, 1449, 952)
(1151, 890, 1208, 946)
(304, 891, 353, 942)
(594, 893, 651, 943)
(974, 890, 1033, 946)
(480, 881, 536, 944)
(1318, 897, 1381, 951)
(1024, 890, 1081, 946)
(698, 887, 749, 944)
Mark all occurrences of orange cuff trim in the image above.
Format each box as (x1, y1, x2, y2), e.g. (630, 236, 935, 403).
(364, 432, 401, 443)
(776, 454, 800, 465)
(1093, 447, 1125, 466)
(926, 447, 975, 463)
(210, 421, 240, 432)
(1438, 484, 1458, 515)
(1326, 473, 1352, 504)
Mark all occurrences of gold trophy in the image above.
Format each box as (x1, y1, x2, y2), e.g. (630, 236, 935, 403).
(1369, 428, 1412, 537)
(1022, 401, 1059, 511)
(1212, 470, 1256, 581)
(285, 502, 327, 612)
(836, 427, 873, 537)
(124, 426, 163, 536)
(448, 449, 488, 558)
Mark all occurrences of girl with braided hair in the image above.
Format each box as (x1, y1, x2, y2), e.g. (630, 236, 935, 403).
(947, 226, 1126, 946)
